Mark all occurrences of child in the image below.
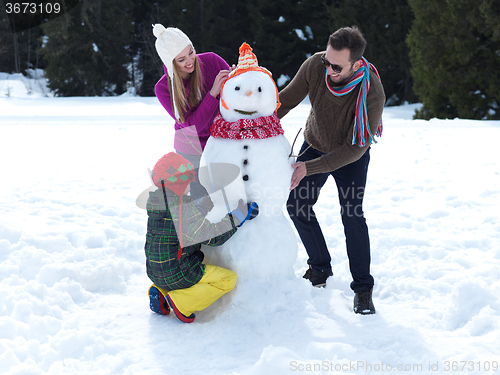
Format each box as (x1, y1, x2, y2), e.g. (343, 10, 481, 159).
(145, 152, 258, 323)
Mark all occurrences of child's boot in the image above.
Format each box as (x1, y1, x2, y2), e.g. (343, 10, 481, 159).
(148, 285, 170, 315)
(166, 295, 195, 323)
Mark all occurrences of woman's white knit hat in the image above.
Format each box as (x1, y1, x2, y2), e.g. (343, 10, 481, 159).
(152, 24, 193, 121)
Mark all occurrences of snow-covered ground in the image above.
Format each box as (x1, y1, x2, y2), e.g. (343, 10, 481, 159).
(1, 73, 499, 374)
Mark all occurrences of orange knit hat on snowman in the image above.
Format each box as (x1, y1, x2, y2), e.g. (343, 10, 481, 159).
(220, 42, 280, 112)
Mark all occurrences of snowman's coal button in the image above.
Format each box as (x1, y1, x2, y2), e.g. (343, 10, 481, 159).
(243, 159, 248, 165)
(243, 175, 249, 181)
(243, 145, 248, 150)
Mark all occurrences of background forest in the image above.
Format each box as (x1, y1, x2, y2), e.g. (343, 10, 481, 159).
(1, 0, 499, 119)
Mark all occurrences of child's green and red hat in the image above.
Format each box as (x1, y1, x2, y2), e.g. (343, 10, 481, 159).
(151, 152, 196, 260)
(151, 152, 195, 196)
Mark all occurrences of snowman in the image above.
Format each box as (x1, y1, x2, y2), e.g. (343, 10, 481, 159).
(200, 43, 299, 314)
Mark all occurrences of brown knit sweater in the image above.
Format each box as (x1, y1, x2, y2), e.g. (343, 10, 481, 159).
(277, 52, 386, 175)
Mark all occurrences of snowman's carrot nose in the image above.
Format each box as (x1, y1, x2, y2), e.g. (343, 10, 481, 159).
(246, 91, 252, 96)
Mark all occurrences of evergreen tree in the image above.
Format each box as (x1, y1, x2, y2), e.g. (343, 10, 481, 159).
(246, 0, 319, 89)
(0, 4, 46, 75)
(2, 0, 422, 102)
(325, 0, 416, 105)
(41, 0, 133, 96)
(128, 0, 163, 96)
(130, 0, 250, 96)
(134, 0, 253, 96)
(194, 0, 252, 63)
(407, 0, 500, 119)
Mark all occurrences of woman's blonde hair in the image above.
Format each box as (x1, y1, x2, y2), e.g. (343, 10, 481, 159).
(169, 56, 204, 123)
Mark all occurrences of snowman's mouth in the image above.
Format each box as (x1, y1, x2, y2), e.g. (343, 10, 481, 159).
(234, 109, 257, 116)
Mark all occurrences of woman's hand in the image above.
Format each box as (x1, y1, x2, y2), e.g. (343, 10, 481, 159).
(210, 70, 230, 98)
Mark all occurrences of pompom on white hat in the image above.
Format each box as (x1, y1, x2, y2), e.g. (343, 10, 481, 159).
(152, 24, 193, 121)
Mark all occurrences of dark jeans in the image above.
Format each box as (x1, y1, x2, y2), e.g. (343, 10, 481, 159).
(287, 142, 374, 292)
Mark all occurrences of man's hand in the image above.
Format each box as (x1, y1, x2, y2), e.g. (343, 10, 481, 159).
(290, 162, 307, 190)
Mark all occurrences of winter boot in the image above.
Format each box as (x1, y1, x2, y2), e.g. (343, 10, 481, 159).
(353, 288, 376, 315)
(148, 285, 170, 315)
(303, 265, 333, 288)
(166, 295, 196, 323)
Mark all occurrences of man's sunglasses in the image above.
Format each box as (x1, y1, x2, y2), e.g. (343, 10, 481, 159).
(321, 55, 345, 74)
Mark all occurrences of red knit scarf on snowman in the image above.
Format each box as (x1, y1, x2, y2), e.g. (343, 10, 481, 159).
(210, 113, 284, 139)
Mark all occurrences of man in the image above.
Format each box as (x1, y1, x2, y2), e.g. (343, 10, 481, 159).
(277, 26, 385, 315)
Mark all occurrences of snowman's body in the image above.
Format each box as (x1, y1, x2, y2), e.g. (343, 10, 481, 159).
(200, 47, 298, 313)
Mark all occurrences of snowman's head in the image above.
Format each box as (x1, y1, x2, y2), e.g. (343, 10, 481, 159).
(220, 70, 279, 122)
(220, 43, 280, 123)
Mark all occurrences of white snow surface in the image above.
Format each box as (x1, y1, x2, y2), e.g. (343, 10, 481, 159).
(1, 73, 500, 374)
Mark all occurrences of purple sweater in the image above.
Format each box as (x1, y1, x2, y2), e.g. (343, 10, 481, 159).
(155, 52, 230, 154)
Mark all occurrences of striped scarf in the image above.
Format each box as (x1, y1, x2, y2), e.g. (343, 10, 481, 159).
(325, 57, 383, 147)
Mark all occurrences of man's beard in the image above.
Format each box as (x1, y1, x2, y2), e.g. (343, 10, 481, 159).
(328, 68, 355, 87)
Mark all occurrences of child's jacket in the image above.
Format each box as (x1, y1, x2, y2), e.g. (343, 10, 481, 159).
(144, 188, 239, 291)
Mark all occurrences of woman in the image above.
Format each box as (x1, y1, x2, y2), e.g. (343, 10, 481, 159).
(152, 24, 230, 199)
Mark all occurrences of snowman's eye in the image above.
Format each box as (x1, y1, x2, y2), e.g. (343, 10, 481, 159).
(235, 86, 240, 91)
(258, 87, 262, 92)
